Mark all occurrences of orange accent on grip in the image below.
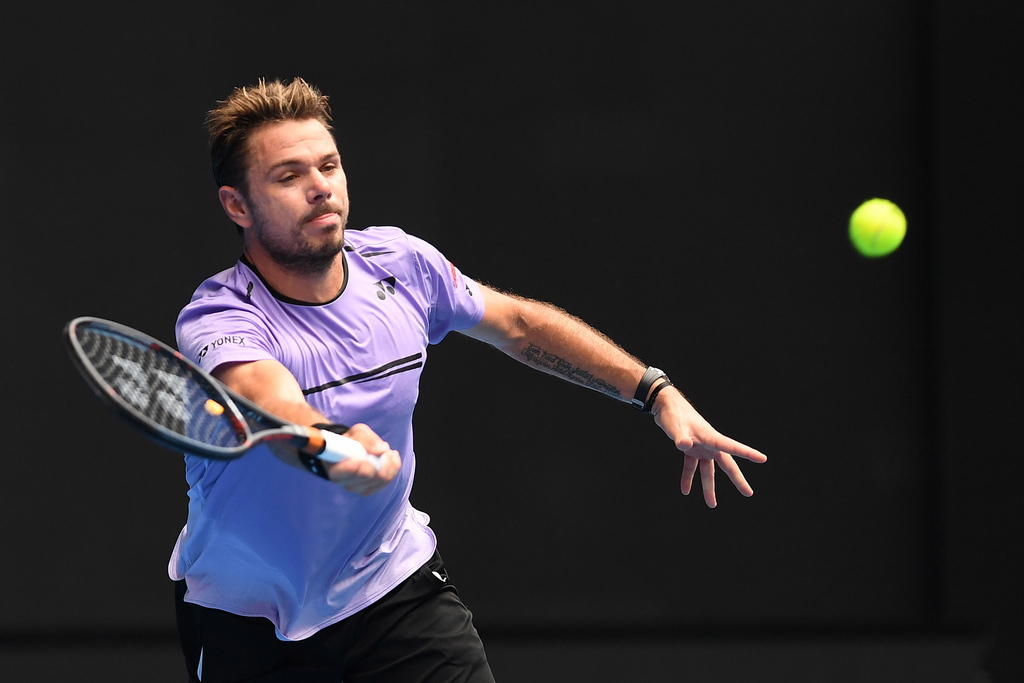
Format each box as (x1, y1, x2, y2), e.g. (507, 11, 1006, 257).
(302, 426, 326, 455)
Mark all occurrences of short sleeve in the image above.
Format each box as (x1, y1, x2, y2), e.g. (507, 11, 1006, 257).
(175, 274, 280, 372)
(402, 233, 486, 344)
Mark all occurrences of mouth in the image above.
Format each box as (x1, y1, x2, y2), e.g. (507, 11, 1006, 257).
(305, 211, 340, 228)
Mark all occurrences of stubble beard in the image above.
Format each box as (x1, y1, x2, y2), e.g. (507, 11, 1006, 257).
(251, 205, 348, 276)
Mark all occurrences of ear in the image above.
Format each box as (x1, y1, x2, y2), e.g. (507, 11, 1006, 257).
(218, 186, 254, 229)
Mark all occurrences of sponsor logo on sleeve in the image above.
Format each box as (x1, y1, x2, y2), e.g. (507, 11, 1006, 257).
(449, 261, 474, 296)
(196, 335, 246, 364)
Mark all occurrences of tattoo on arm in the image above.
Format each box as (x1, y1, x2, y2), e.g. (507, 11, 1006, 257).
(520, 343, 622, 398)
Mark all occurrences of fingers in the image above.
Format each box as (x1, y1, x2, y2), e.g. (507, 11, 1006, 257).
(716, 452, 755, 498)
(717, 436, 768, 464)
(679, 447, 759, 507)
(671, 428, 765, 470)
(680, 455, 698, 496)
(340, 423, 390, 455)
(327, 448, 401, 495)
(325, 423, 402, 496)
(700, 459, 717, 508)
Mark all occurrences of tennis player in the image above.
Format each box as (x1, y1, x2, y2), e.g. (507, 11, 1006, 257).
(170, 77, 767, 682)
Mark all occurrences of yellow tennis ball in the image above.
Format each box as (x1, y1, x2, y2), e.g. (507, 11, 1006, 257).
(204, 399, 225, 416)
(849, 198, 906, 257)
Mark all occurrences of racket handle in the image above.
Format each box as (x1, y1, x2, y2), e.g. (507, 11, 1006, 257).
(317, 429, 383, 472)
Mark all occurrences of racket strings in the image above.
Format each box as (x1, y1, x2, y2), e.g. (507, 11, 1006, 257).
(77, 327, 245, 450)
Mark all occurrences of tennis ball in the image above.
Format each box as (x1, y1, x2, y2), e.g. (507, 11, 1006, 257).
(849, 198, 906, 257)
(204, 399, 225, 416)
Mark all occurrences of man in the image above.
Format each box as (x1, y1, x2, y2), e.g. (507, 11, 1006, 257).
(171, 77, 766, 682)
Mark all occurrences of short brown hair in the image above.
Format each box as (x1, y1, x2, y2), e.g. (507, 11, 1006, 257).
(206, 77, 333, 193)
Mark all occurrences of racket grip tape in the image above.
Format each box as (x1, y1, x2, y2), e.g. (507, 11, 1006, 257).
(318, 430, 380, 470)
(299, 423, 383, 477)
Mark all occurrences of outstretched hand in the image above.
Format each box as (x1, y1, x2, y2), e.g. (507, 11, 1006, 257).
(651, 388, 767, 508)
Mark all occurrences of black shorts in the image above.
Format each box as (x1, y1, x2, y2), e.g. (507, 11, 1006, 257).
(175, 551, 494, 682)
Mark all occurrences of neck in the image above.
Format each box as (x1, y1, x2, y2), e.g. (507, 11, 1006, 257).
(242, 246, 346, 304)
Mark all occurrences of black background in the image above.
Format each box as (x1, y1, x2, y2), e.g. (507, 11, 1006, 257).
(1, 1, 1021, 680)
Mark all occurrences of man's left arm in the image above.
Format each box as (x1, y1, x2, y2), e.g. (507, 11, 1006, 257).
(460, 284, 767, 507)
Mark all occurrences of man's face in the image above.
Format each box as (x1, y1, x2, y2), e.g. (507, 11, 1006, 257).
(240, 118, 350, 273)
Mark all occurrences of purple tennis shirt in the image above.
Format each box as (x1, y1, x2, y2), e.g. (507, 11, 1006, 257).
(168, 226, 485, 640)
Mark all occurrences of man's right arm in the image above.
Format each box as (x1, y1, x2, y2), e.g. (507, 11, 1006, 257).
(213, 359, 402, 494)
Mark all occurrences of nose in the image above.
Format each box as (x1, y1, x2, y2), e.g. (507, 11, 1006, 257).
(308, 170, 333, 202)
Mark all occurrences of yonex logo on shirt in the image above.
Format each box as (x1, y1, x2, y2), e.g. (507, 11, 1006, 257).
(374, 277, 397, 301)
(197, 335, 247, 363)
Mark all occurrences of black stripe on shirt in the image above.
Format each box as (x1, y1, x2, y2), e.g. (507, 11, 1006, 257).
(343, 245, 396, 258)
(302, 352, 424, 396)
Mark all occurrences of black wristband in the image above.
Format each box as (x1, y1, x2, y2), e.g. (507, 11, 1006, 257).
(298, 423, 352, 480)
(313, 422, 351, 435)
(296, 452, 330, 480)
(631, 366, 669, 411)
(644, 377, 674, 413)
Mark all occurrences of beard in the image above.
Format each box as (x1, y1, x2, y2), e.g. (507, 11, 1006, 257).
(250, 203, 348, 275)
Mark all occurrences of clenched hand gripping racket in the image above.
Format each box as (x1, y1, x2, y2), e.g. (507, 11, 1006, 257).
(63, 316, 379, 477)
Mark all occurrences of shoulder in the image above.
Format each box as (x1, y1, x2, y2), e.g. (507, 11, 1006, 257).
(180, 262, 261, 317)
(345, 225, 439, 257)
(345, 226, 452, 284)
(175, 262, 273, 360)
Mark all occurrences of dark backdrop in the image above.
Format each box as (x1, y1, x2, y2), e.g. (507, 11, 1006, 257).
(1, 1, 1020, 680)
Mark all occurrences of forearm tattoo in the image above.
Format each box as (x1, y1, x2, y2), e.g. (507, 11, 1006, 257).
(520, 343, 622, 398)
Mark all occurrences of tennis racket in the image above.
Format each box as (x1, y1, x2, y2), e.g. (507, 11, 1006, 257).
(63, 316, 380, 477)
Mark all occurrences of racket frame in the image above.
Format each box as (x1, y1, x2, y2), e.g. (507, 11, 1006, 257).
(63, 316, 322, 461)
